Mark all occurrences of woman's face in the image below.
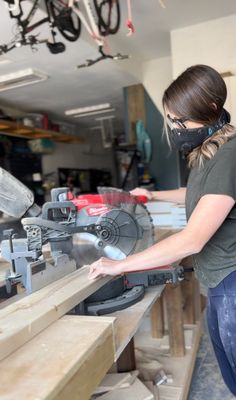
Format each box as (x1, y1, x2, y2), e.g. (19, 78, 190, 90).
(167, 111, 204, 130)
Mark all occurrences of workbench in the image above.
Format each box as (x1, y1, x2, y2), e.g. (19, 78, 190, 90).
(0, 228, 203, 400)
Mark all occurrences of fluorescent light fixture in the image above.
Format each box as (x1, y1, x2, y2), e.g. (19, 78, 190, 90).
(65, 103, 111, 116)
(96, 115, 115, 121)
(73, 108, 115, 118)
(0, 68, 48, 92)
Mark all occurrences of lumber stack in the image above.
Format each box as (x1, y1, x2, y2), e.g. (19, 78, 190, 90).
(0, 264, 117, 399)
(0, 315, 116, 400)
(0, 265, 112, 361)
(146, 201, 187, 229)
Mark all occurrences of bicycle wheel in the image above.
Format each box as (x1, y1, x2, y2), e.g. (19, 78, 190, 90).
(93, 0, 120, 36)
(49, 1, 81, 42)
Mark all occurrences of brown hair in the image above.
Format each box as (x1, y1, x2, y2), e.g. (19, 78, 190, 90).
(162, 65, 236, 167)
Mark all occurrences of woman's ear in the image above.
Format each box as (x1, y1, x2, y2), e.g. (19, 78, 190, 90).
(211, 102, 217, 110)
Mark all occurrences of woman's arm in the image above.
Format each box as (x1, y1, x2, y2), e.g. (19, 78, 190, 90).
(89, 193, 235, 278)
(130, 187, 186, 204)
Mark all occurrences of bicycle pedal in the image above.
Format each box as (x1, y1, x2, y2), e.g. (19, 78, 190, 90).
(47, 42, 65, 54)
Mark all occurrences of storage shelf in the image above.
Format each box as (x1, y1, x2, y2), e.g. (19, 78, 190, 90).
(0, 119, 84, 143)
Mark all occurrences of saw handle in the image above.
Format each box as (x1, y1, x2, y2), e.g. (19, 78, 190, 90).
(134, 195, 148, 203)
(68, 192, 148, 210)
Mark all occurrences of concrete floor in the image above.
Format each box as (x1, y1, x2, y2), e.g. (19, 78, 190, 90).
(188, 315, 235, 399)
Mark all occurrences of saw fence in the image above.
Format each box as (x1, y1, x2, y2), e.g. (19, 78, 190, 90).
(0, 228, 203, 400)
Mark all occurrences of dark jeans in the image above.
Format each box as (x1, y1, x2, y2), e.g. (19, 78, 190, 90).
(207, 270, 236, 395)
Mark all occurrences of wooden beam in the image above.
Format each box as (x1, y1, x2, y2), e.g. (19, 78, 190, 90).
(0, 315, 116, 400)
(180, 256, 201, 324)
(150, 294, 164, 338)
(117, 338, 136, 372)
(0, 266, 113, 361)
(126, 84, 146, 143)
(182, 272, 201, 324)
(164, 284, 185, 357)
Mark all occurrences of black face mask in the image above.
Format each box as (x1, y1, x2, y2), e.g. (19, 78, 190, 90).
(167, 109, 231, 154)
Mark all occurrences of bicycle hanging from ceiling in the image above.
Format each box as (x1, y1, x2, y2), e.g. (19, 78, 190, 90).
(1, 0, 131, 67)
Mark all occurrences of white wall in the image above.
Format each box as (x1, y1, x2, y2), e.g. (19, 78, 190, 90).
(171, 14, 236, 78)
(171, 14, 236, 124)
(142, 56, 173, 113)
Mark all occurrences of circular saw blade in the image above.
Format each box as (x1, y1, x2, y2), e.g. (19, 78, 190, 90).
(73, 191, 154, 266)
(96, 208, 141, 256)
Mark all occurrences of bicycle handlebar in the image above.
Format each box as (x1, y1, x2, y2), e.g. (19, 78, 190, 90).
(77, 46, 129, 68)
(0, 35, 48, 55)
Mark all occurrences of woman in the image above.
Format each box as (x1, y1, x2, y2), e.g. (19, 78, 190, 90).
(89, 64, 236, 395)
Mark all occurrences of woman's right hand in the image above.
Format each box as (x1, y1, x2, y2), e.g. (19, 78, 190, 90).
(130, 187, 153, 200)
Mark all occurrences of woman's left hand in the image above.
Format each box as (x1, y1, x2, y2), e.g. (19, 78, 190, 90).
(88, 257, 123, 280)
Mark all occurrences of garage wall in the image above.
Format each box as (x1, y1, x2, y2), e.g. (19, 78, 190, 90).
(141, 56, 180, 189)
(42, 132, 115, 185)
(124, 82, 180, 190)
(144, 90, 180, 189)
(142, 56, 173, 113)
(170, 14, 236, 144)
(171, 14, 236, 78)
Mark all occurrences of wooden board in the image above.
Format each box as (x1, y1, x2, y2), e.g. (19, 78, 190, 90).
(94, 371, 139, 394)
(0, 315, 116, 400)
(97, 378, 154, 400)
(0, 266, 113, 361)
(135, 322, 203, 400)
(144, 381, 160, 400)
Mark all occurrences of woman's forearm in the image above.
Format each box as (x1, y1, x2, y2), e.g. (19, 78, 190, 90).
(118, 229, 197, 273)
(150, 187, 186, 204)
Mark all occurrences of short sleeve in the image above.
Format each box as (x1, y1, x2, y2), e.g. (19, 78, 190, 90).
(201, 148, 236, 200)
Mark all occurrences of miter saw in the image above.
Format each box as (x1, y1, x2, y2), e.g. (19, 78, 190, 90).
(0, 167, 186, 313)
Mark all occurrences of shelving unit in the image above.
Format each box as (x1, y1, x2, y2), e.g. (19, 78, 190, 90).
(0, 119, 84, 143)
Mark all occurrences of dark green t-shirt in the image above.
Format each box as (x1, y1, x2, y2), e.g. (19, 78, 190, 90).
(185, 136, 236, 288)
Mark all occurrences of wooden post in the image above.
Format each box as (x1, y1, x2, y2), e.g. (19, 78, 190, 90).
(117, 338, 136, 372)
(164, 283, 185, 357)
(150, 294, 164, 338)
(126, 84, 146, 143)
(181, 272, 196, 324)
(180, 256, 201, 324)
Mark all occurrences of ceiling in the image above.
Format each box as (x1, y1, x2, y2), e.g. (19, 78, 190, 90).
(0, 0, 236, 135)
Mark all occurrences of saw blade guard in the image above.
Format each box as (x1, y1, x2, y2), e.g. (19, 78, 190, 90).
(0, 167, 35, 218)
(96, 187, 154, 253)
(73, 188, 154, 266)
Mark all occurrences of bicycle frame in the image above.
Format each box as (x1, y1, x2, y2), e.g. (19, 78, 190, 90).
(68, 0, 103, 47)
(8, 0, 54, 34)
(2, 0, 68, 55)
(4, 0, 20, 11)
